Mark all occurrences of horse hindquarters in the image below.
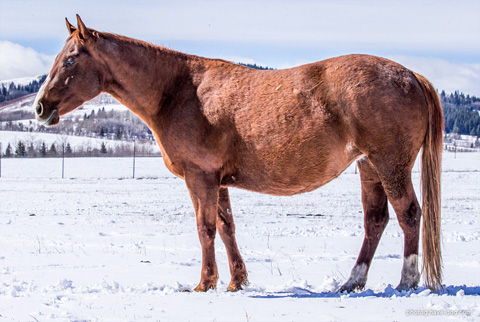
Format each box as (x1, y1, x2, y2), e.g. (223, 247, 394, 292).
(342, 73, 443, 292)
(383, 73, 443, 292)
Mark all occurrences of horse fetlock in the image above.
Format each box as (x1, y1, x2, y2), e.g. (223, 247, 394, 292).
(338, 263, 368, 293)
(194, 275, 218, 292)
(227, 267, 248, 292)
(396, 254, 420, 291)
(227, 276, 249, 292)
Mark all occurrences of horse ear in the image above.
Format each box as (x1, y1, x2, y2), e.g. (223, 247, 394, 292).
(76, 14, 93, 41)
(66, 17, 76, 35)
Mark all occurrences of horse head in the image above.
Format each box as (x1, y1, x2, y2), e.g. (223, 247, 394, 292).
(33, 15, 104, 126)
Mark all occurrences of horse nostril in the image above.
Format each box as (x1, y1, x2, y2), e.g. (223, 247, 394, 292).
(35, 103, 43, 117)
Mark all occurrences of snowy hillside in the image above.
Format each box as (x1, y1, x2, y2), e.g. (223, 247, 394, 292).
(0, 74, 46, 88)
(0, 152, 479, 321)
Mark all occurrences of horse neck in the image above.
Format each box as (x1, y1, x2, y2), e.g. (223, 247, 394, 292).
(98, 34, 193, 123)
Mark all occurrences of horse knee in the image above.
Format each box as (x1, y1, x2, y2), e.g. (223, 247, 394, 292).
(397, 200, 421, 232)
(371, 212, 389, 231)
(404, 202, 421, 226)
(197, 224, 216, 241)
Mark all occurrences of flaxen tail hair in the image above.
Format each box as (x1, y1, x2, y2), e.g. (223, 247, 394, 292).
(414, 72, 444, 292)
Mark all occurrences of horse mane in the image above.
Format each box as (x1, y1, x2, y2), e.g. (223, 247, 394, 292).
(65, 28, 193, 63)
(99, 31, 192, 61)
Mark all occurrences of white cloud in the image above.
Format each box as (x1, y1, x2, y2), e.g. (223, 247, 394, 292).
(0, 41, 55, 80)
(388, 55, 480, 96)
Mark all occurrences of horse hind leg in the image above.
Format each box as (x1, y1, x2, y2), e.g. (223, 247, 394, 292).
(387, 182, 421, 291)
(370, 156, 422, 291)
(338, 157, 389, 293)
(217, 188, 248, 291)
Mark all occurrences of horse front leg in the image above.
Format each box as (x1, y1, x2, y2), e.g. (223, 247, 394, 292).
(217, 188, 248, 291)
(185, 169, 220, 292)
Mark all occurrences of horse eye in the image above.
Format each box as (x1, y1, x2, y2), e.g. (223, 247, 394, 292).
(63, 58, 76, 67)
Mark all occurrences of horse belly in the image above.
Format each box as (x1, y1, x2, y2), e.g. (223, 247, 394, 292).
(225, 143, 359, 196)
(228, 163, 346, 196)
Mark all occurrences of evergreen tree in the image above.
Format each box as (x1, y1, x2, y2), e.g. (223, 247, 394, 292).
(115, 127, 123, 140)
(15, 141, 26, 157)
(27, 142, 36, 157)
(40, 142, 47, 157)
(452, 119, 460, 134)
(65, 143, 73, 155)
(50, 143, 57, 156)
(100, 142, 107, 154)
(5, 143, 12, 157)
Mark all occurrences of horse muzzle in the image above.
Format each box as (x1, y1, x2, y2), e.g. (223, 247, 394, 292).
(34, 102, 59, 126)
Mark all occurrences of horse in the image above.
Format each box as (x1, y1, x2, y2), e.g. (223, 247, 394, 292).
(33, 15, 443, 292)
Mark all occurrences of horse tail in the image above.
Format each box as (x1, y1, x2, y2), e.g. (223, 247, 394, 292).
(414, 72, 444, 291)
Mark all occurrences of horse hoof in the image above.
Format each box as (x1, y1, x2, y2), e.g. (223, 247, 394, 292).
(227, 285, 242, 292)
(337, 285, 351, 293)
(337, 282, 365, 293)
(395, 283, 417, 292)
(226, 281, 247, 292)
(194, 282, 217, 292)
(227, 275, 249, 292)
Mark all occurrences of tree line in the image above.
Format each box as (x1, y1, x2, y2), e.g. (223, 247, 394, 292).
(238, 63, 275, 70)
(3, 141, 77, 158)
(440, 90, 480, 136)
(0, 75, 47, 102)
(1, 138, 157, 158)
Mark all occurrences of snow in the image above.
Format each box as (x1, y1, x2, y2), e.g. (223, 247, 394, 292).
(0, 152, 479, 321)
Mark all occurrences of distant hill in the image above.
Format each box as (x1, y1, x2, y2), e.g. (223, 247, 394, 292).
(440, 90, 480, 137)
(0, 75, 47, 103)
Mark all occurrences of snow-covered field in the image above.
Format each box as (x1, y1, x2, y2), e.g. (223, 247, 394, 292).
(0, 152, 479, 321)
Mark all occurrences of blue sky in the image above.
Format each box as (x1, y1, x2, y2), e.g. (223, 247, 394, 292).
(1, 0, 479, 95)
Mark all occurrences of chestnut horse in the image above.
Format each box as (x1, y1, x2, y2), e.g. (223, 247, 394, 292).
(34, 15, 443, 292)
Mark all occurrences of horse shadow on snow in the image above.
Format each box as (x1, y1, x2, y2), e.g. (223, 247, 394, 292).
(249, 284, 480, 299)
